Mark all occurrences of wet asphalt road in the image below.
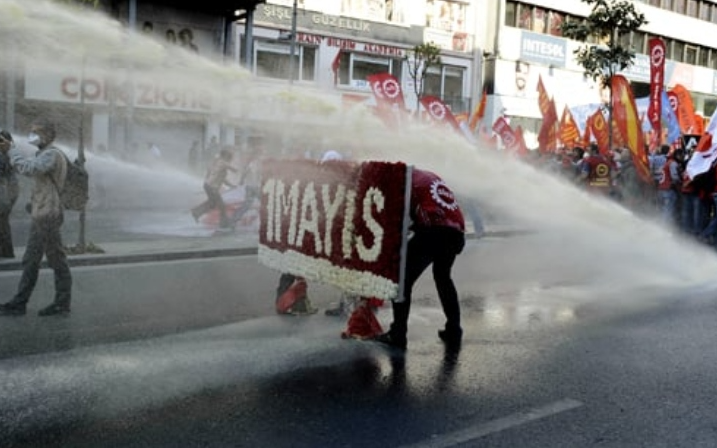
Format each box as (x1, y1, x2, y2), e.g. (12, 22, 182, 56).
(3, 229, 717, 447)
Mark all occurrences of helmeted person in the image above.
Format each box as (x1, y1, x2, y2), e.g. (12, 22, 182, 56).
(374, 168, 466, 350)
(580, 143, 614, 195)
(0, 119, 73, 316)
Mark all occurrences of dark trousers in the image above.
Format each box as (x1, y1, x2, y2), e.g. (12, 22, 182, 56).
(390, 227, 465, 340)
(13, 215, 72, 306)
(0, 210, 14, 258)
(192, 183, 229, 227)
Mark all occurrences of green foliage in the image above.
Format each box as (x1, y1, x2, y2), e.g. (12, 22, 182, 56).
(561, 0, 647, 88)
(405, 42, 442, 101)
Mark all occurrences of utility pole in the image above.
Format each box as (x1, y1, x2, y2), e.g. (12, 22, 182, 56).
(288, 0, 298, 84)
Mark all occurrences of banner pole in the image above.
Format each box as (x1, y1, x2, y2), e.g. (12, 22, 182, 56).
(395, 164, 413, 303)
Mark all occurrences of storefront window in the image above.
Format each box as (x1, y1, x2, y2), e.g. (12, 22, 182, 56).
(254, 41, 316, 82)
(426, 0, 467, 32)
(424, 65, 466, 111)
(337, 53, 402, 89)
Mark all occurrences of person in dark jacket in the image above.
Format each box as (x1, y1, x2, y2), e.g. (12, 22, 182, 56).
(374, 168, 466, 350)
(0, 130, 19, 258)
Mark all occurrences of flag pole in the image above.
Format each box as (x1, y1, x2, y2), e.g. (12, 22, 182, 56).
(395, 164, 413, 303)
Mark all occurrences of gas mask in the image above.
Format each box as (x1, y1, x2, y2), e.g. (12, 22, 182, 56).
(27, 132, 42, 146)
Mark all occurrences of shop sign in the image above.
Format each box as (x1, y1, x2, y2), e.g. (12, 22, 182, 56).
(520, 31, 566, 67)
(297, 33, 406, 57)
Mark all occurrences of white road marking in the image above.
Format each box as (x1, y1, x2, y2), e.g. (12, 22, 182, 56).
(399, 398, 583, 448)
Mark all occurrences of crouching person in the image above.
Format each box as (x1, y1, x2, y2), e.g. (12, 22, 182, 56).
(374, 168, 466, 350)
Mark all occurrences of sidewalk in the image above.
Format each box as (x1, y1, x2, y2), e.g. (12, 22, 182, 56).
(0, 224, 532, 272)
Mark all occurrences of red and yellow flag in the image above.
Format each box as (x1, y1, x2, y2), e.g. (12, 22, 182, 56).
(468, 89, 487, 132)
(612, 74, 651, 183)
(589, 109, 610, 155)
(558, 106, 581, 147)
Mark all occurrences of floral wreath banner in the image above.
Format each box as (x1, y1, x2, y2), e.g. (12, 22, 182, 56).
(258, 159, 409, 300)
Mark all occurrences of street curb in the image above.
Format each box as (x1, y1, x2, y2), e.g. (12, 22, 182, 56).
(0, 229, 532, 272)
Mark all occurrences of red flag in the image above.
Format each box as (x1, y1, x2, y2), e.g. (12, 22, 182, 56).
(671, 84, 697, 134)
(590, 109, 610, 154)
(492, 117, 521, 154)
(366, 73, 406, 129)
(612, 74, 652, 183)
(537, 75, 552, 117)
(514, 125, 530, 157)
(420, 95, 461, 132)
(581, 114, 592, 147)
(468, 90, 487, 132)
(558, 106, 581, 147)
(647, 38, 665, 135)
(366, 73, 406, 110)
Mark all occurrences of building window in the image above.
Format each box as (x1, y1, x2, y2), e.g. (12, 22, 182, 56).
(648, 0, 660, 6)
(336, 52, 402, 89)
(672, 41, 684, 62)
(426, 0, 467, 32)
(685, 45, 698, 65)
(533, 7, 547, 33)
(548, 11, 564, 36)
(673, 0, 685, 12)
(699, 1, 711, 20)
(700, 47, 710, 67)
(687, 0, 698, 16)
(517, 4, 532, 30)
(663, 0, 674, 10)
(254, 41, 316, 82)
(424, 65, 466, 111)
(505, 1, 517, 27)
(633, 31, 646, 53)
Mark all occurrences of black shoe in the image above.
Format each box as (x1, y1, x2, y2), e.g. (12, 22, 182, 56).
(38, 303, 70, 317)
(373, 332, 407, 350)
(438, 328, 463, 346)
(0, 302, 26, 316)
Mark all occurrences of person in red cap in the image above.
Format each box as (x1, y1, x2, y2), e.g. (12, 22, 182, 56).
(374, 168, 466, 350)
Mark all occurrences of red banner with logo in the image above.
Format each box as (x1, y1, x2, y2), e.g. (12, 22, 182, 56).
(612, 75, 652, 183)
(647, 38, 665, 135)
(366, 73, 406, 110)
(492, 117, 522, 154)
(589, 109, 610, 155)
(259, 159, 409, 300)
(420, 95, 461, 132)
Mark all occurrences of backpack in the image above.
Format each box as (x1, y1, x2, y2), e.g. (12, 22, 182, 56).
(53, 149, 89, 211)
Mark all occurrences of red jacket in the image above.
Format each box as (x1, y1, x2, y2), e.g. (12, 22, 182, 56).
(411, 169, 465, 233)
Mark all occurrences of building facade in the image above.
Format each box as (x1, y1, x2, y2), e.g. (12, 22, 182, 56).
(482, 0, 717, 147)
